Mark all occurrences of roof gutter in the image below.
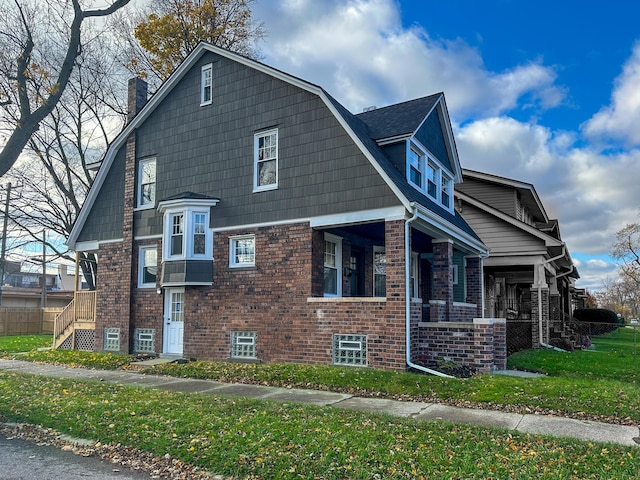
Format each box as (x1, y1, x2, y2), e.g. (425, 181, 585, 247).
(405, 205, 454, 378)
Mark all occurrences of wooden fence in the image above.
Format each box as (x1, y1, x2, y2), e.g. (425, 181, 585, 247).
(0, 307, 63, 336)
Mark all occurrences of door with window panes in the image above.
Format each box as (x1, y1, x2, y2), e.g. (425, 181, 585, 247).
(163, 288, 184, 355)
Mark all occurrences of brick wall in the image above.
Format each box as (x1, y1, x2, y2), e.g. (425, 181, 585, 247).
(417, 318, 506, 373)
(167, 220, 410, 370)
(95, 79, 147, 352)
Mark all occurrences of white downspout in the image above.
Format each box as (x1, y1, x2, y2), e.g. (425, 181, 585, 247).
(405, 205, 454, 378)
(537, 244, 569, 351)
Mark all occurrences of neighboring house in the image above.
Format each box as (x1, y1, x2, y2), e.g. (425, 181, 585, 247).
(455, 169, 580, 353)
(62, 43, 506, 373)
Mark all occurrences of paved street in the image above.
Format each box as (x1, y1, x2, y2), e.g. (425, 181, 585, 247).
(0, 433, 152, 480)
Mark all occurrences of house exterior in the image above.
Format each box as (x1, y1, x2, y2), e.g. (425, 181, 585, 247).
(455, 169, 579, 353)
(65, 43, 506, 373)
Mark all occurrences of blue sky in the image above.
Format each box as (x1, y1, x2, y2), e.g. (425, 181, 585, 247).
(252, 0, 640, 291)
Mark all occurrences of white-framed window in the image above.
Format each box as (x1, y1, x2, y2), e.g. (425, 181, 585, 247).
(170, 213, 184, 257)
(324, 233, 342, 297)
(333, 334, 367, 366)
(230, 235, 255, 267)
(192, 212, 207, 256)
(407, 140, 454, 212)
(408, 148, 423, 189)
(254, 129, 278, 191)
(138, 245, 158, 288)
(137, 157, 156, 209)
(441, 173, 451, 208)
(373, 246, 386, 297)
(159, 205, 214, 261)
(201, 63, 212, 106)
(426, 162, 438, 199)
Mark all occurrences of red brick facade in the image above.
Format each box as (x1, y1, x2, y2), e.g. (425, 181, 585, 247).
(95, 216, 505, 372)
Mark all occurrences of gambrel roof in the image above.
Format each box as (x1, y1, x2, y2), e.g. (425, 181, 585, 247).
(68, 42, 484, 254)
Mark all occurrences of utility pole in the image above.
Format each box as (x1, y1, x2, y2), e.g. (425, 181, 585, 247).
(41, 230, 47, 308)
(0, 183, 12, 306)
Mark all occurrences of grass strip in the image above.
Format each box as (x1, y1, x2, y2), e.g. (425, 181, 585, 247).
(0, 371, 638, 479)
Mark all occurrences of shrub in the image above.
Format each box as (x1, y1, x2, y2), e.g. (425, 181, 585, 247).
(573, 308, 621, 334)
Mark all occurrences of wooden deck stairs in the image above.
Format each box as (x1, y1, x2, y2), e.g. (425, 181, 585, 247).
(53, 291, 97, 350)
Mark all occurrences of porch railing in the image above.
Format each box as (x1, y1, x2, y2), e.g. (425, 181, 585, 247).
(53, 290, 96, 349)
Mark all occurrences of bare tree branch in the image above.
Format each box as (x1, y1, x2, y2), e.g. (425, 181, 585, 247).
(0, 0, 131, 178)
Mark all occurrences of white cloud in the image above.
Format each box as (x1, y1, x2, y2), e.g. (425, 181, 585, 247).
(582, 41, 640, 147)
(256, 0, 565, 116)
(456, 116, 640, 261)
(252, 0, 639, 290)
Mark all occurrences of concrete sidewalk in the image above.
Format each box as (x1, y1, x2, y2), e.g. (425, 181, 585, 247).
(1, 358, 638, 447)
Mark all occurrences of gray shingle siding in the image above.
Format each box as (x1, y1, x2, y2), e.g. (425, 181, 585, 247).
(76, 148, 125, 243)
(77, 52, 400, 242)
(414, 109, 452, 171)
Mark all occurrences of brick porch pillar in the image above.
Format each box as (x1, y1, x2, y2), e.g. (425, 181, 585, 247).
(431, 240, 453, 321)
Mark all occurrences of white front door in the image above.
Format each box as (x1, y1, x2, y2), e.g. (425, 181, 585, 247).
(163, 288, 184, 355)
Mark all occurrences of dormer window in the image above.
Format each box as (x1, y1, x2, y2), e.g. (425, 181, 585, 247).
(407, 141, 453, 211)
(408, 148, 423, 188)
(201, 63, 212, 106)
(441, 174, 451, 208)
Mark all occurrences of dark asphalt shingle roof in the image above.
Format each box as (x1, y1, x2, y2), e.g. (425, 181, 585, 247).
(355, 94, 441, 140)
(324, 90, 480, 243)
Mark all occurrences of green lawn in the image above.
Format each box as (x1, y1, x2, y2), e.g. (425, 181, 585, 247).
(7, 328, 640, 422)
(2, 329, 640, 478)
(0, 335, 52, 355)
(0, 371, 637, 479)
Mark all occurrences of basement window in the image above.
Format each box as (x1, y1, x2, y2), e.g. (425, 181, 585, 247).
(333, 334, 367, 366)
(103, 328, 120, 351)
(231, 331, 257, 358)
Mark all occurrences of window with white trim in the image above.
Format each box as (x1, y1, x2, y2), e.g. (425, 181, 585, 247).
(373, 246, 386, 297)
(170, 213, 184, 257)
(193, 212, 206, 255)
(441, 173, 451, 208)
(254, 129, 278, 191)
(201, 63, 212, 105)
(408, 148, 423, 188)
(406, 141, 454, 211)
(324, 233, 342, 297)
(138, 245, 158, 288)
(230, 235, 255, 267)
(426, 162, 438, 198)
(137, 158, 156, 208)
(160, 206, 213, 261)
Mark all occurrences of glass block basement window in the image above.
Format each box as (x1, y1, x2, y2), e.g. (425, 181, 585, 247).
(333, 334, 367, 366)
(231, 331, 257, 358)
(103, 328, 120, 351)
(134, 328, 155, 353)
